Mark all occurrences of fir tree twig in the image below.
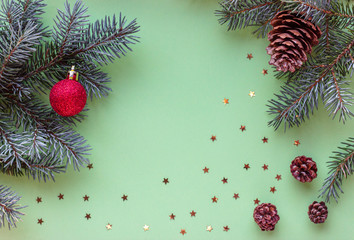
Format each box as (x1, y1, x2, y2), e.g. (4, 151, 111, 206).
(0, 185, 25, 229)
(319, 137, 354, 203)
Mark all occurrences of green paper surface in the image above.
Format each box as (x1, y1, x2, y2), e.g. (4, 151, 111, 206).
(1, 0, 354, 239)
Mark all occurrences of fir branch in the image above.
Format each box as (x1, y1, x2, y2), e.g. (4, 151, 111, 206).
(287, 0, 354, 29)
(3, 91, 85, 130)
(26, 127, 47, 159)
(1, 94, 90, 173)
(268, 38, 354, 130)
(319, 137, 354, 202)
(0, 118, 29, 172)
(47, 126, 91, 171)
(23, 10, 139, 97)
(0, 0, 22, 26)
(0, 21, 42, 88)
(253, 1, 285, 37)
(290, 0, 354, 18)
(4, 94, 50, 130)
(0, 0, 48, 38)
(75, 61, 111, 99)
(25, 155, 66, 181)
(216, 0, 282, 32)
(20, 0, 46, 22)
(0, 185, 25, 229)
(53, 0, 89, 54)
(74, 14, 140, 66)
(323, 70, 353, 122)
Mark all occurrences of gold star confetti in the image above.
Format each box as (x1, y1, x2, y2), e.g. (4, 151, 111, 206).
(248, 91, 255, 98)
(262, 69, 268, 75)
(106, 223, 112, 230)
(294, 140, 300, 146)
(223, 98, 229, 104)
(143, 224, 150, 231)
(206, 225, 213, 232)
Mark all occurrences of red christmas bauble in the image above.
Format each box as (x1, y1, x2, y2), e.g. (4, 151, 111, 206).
(50, 79, 87, 117)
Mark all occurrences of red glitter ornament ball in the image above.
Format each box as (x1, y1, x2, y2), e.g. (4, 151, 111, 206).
(49, 67, 87, 117)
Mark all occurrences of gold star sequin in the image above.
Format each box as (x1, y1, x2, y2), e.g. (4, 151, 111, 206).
(106, 223, 112, 230)
(206, 225, 213, 232)
(143, 224, 150, 231)
(248, 91, 255, 98)
(223, 98, 229, 104)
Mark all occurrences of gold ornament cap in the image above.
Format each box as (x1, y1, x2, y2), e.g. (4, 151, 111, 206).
(67, 66, 79, 81)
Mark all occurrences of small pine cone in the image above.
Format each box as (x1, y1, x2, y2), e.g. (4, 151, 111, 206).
(266, 11, 322, 72)
(253, 203, 280, 231)
(308, 201, 328, 224)
(290, 155, 317, 182)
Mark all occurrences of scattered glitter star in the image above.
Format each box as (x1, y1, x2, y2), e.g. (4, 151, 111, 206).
(206, 225, 213, 232)
(262, 69, 268, 75)
(233, 193, 240, 200)
(223, 225, 230, 232)
(143, 225, 150, 231)
(248, 91, 255, 98)
(270, 186, 277, 193)
(240, 125, 246, 132)
(58, 193, 64, 200)
(121, 194, 128, 201)
(37, 218, 44, 225)
(210, 135, 216, 142)
(221, 177, 228, 184)
(294, 140, 300, 146)
(275, 174, 282, 181)
(262, 137, 268, 143)
(223, 98, 229, 104)
(163, 178, 169, 184)
(190, 210, 196, 217)
(262, 164, 269, 170)
(244, 164, 250, 170)
(203, 167, 209, 173)
(254, 198, 260, 205)
(85, 213, 91, 220)
(106, 223, 112, 230)
(87, 163, 93, 170)
(212, 196, 218, 203)
(36, 197, 42, 203)
(180, 229, 187, 235)
(169, 213, 176, 220)
(83, 195, 89, 201)
(247, 53, 253, 60)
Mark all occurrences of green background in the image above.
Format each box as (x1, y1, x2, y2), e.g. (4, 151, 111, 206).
(2, 0, 354, 239)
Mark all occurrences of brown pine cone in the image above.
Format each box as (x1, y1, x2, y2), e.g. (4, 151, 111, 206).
(253, 203, 280, 231)
(290, 155, 317, 182)
(266, 11, 322, 72)
(308, 201, 328, 224)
